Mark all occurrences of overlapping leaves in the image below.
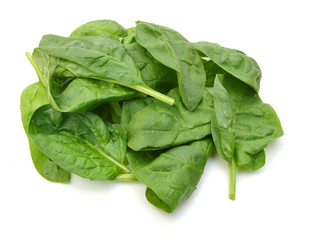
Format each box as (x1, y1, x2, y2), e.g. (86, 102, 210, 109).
(21, 19, 283, 213)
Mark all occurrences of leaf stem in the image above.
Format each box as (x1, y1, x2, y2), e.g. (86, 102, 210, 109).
(114, 173, 137, 181)
(229, 159, 237, 200)
(130, 85, 175, 105)
(25, 52, 44, 85)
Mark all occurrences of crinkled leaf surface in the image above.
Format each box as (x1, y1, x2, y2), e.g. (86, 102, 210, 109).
(70, 19, 127, 40)
(212, 74, 283, 169)
(32, 35, 173, 107)
(194, 41, 261, 92)
(136, 21, 206, 111)
(127, 138, 213, 213)
(20, 83, 70, 182)
(28, 105, 129, 180)
(34, 35, 144, 85)
(125, 42, 178, 93)
(127, 88, 214, 151)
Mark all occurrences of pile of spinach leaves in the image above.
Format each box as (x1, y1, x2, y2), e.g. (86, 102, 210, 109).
(21, 20, 283, 213)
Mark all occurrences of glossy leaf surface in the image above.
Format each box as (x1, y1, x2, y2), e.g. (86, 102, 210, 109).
(29, 105, 130, 180)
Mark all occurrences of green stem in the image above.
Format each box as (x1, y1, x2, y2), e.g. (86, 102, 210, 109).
(25, 52, 44, 85)
(129, 85, 175, 105)
(229, 159, 237, 200)
(114, 173, 137, 181)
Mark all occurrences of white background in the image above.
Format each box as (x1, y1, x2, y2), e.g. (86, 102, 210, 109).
(1, 0, 309, 239)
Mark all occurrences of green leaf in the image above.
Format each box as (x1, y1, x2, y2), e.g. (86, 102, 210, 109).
(136, 21, 206, 111)
(211, 78, 235, 162)
(127, 88, 214, 151)
(121, 97, 154, 130)
(201, 59, 225, 87)
(120, 27, 136, 45)
(32, 35, 174, 106)
(93, 101, 123, 124)
(211, 74, 283, 199)
(127, 138, 213, 213)
(20, 83, 70, 182)
(28, 105, 130, 180)
(125, 42, 178, 93)
(50, 77, 136, 112)
(194, 41, 261, 92)
(70, 20, 127, 40)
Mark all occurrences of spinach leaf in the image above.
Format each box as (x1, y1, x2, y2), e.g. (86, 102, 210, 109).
(194, 41, 261, 92)
(127, 138, 213, 213)
(33, 35, 174, 105)
(120, 27, 136, 45)
(28, 105, 130, 180)
(93, 102, 123, 124)
(20, 83, 70, 182)
(26, 53, 136, 112)
(124, 42, 178, 93)
(211, 74, 283, 199)
(121, 97, 154, 130)
(201, 59, 225, 87)
(127, 88, 214, 151)
(70, 19, 127, 40)
(126, 27, 136, 38)
(136, 21, 206, 111)
(51, 77, 136, 112)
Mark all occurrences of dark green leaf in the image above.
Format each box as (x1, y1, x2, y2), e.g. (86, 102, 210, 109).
(28, 105, 130, 180)
(136, 21, 206, 111)
(93, 102, 123, 124)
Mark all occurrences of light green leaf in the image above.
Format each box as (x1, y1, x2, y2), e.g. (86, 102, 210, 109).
(70, 19, 127, 40)
(20, 83, 70, 182)
(194, 41, 261, 92)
